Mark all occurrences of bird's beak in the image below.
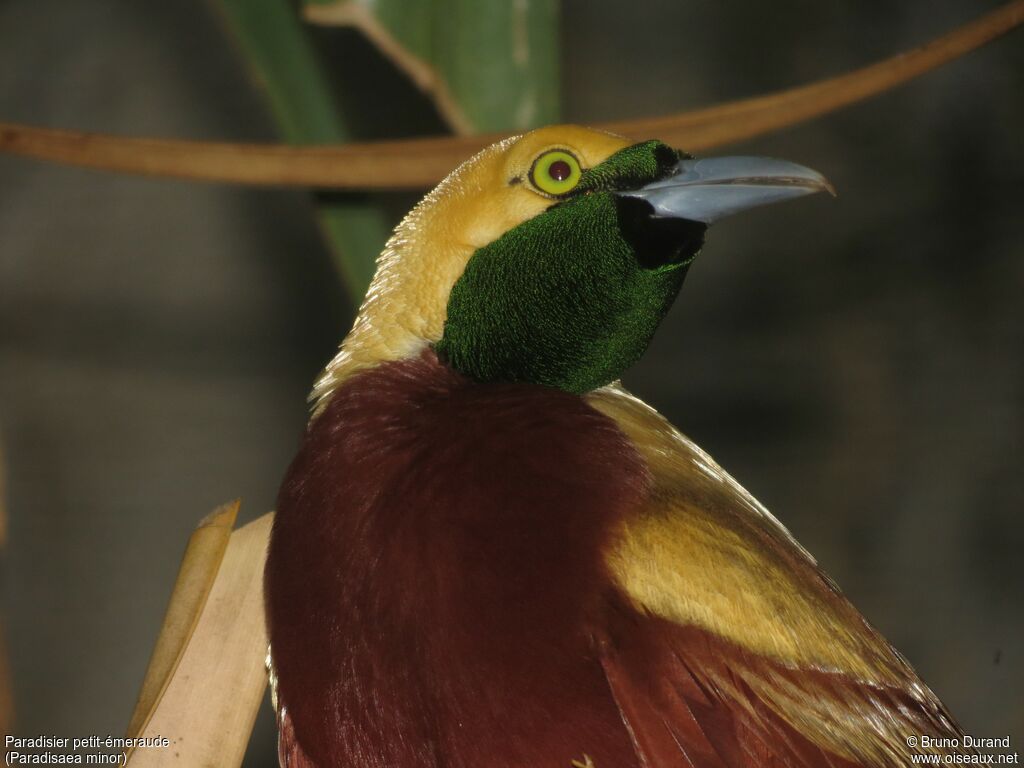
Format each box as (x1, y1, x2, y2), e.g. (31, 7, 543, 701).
(615, 156, 835, 224)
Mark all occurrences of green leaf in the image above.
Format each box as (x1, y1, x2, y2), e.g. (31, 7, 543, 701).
(304, 0, 560, 133)
(213, 0, 389, 300)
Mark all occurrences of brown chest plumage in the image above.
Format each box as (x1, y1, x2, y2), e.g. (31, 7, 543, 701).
(265, 349, 651, 768)
(266, 349, 959, 768)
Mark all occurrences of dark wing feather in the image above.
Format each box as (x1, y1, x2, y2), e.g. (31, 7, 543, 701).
(588, 385, 969, 768)
(597, 611, 966, 768)
(598, 611, 865, 768)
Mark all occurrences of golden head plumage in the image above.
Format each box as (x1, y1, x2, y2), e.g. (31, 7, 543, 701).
(312, 125, 632, 407)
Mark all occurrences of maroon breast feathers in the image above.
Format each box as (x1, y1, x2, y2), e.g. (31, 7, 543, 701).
(265, 349, 651, 768)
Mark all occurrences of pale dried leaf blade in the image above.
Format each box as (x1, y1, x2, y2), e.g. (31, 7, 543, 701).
(126, 500, 240, 738)
(126, 511, 273, 767)
(1, 0, 1022, 188)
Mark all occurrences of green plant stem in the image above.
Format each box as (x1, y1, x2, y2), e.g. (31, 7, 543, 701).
(213, 0, 388, 301)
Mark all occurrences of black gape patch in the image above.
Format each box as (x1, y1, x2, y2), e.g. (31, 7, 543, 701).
(615, 196, 707, 270)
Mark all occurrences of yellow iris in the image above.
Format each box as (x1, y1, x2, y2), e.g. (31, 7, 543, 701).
(529, 149, 582, 196)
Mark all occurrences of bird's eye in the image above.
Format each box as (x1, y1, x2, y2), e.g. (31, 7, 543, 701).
(529, 149, 582, 196)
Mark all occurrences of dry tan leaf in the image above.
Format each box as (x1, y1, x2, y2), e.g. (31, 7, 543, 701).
(2, 0, 1021, 189)
(126, 500, 239, 738)
(125, 509, 272, 767)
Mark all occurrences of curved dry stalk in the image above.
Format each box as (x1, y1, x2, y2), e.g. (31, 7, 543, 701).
(2, 0, 1022, 190)
(0, 121, 496, 190)
(603, 0, 1024, 149)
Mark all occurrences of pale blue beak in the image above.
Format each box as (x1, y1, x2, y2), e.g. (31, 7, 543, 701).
(616, 156, 835, 224)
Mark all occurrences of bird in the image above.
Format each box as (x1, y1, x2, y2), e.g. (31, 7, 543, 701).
(264, 125, 970, 768)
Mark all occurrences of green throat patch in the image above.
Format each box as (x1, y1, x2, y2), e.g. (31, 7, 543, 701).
(436, 141, 702, 394)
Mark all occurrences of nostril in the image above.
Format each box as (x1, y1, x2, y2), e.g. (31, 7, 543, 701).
(615, 196, 707, 270)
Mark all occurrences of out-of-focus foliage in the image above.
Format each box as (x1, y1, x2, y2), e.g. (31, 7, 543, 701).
(214, 0, 390, 297)
(304, 0, 560, 134)
(215, 0, 559, 301)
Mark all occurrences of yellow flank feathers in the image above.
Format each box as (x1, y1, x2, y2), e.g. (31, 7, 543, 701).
(587, 384, 905, 682)
(311, 125, 630, 412)
(587, 384, 959, 767)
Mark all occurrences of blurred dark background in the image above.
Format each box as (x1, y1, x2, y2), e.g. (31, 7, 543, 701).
(0, 0, 1021, 763)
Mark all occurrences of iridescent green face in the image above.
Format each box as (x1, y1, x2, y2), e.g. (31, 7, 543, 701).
(435, 139, 830, 394)
(436, 141, 704, 395)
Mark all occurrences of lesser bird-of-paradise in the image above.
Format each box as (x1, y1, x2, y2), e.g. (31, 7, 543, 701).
(264, 125, 970, 768)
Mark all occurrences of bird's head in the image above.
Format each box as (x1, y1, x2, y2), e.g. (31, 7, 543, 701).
(314, 125, 831, 403)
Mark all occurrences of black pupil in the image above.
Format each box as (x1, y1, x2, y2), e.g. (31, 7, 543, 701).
(548, 159, 572, 182)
